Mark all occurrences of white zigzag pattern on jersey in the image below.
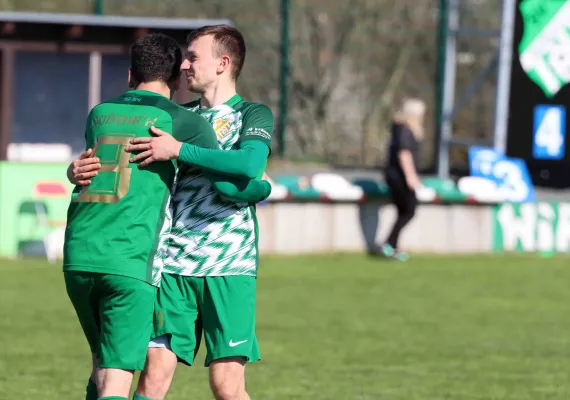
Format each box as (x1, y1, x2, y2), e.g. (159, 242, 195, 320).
(162, 209, 256, 276)
(171, 174, 239, 229)
(163, 177, 256, 276)
(172, 203, 250, 253)
(163, 230, 256, 276)
(151, 193, 174, 286)
(157, 104, 258, 277)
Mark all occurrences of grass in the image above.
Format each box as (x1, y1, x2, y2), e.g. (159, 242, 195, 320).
(2, 253, 570, 399)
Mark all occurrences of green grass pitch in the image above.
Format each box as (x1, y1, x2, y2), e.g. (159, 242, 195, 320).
(2, 253, 570, 399)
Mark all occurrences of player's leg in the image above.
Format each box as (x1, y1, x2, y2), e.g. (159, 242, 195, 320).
(135, 346, 177, 399)
(96, 368, 133, 399)
(87, 354, 99, 400)
(209, 358, 249, 400)
(202, 276, 259, 400)
(64, 271, 101, 400)
(134, 273, 202, 399)
(96, 274, 156, 398)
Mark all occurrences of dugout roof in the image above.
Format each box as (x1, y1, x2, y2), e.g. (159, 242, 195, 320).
(0, 12, 233, 160)
(0, 11, 233, 44)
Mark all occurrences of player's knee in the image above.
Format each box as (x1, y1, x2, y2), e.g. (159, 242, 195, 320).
(138, 372, 169, 399)
(138, 366, 172, 399)
(97, 368, 134, 398)
(209, 359, 246, 400)
(137, 348, 177, 399)
(211, 384, 242, 400)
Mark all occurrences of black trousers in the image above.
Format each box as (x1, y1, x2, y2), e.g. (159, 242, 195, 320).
(385, 172, 418, 249)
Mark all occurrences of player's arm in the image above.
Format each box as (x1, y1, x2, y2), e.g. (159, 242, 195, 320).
(67, 112, 101, 186)
(177, 104, 273, 178)
(178, 140, 268, 179)
(183, 114, 272, 202)
(204, 172, 272, 203)
(126, 104, 274, 180)
(168, 110, 272, 203)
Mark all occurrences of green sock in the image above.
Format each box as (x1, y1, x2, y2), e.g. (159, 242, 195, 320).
(85, 379, 97, 400)
(133, 393, 152, 400)
(98, 397, 128, 400)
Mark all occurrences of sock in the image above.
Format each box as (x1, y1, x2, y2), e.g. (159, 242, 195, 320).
(85, 379, 98, 400)
(133, 393, 152, 400)
(98, 397, 128, 400)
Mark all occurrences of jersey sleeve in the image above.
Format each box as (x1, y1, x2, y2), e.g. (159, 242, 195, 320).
(394, 124, 416, 151)
(172, 110, 218, 149)
(238, 104, 274, 153)
(70, 108, 97, 197)
(178, 140, 269, 179)
(84, 108, 96, 150)
(203, 172, 272, 203)
(176, 103, 273, 179)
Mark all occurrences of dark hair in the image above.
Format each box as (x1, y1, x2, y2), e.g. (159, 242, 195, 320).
(130, 33, 182, 85)
(187, 25, 246, 81)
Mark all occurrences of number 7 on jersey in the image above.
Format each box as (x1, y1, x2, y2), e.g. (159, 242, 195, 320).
(75, 133, 135, 203)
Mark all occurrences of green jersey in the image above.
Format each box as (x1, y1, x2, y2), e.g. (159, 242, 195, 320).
(157, 94, 273, 277)
(63, 89, 218, 286)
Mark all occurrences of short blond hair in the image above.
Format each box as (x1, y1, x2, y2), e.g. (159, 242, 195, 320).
(393, 98, 427, 140)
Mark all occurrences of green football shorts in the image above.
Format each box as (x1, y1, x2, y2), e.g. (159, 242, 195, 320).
(150, 273, 260, 367)
(64, 271, 156, 371)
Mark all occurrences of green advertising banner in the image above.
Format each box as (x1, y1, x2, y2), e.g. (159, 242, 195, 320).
(519, 0, 570, 98)
(0, 162, 73, 258)
(493, 202, 570, 252)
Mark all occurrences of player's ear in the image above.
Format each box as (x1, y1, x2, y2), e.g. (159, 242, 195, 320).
(218, 55, 230, 75)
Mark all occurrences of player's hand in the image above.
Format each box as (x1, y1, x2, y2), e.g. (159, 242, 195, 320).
(125, 126, 182, 167)
(69, 149, 101, 186)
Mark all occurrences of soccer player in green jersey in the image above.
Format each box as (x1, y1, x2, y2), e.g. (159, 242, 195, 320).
(70, 26, 272, 400)
(124, 25, 273, 400)
(64, 33, 271, 400)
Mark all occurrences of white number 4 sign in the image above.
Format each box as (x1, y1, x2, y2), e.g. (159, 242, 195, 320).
(533, 105, 566, 159)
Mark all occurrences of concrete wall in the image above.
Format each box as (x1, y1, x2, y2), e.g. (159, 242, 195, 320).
(256, 203, 494, 254)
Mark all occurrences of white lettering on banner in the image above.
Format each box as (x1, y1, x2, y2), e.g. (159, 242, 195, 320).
(556, 203, 570, 252)
(535, 107, 564, 156)
(536, 203, 555, 252)
(493, 161, 529, 203)
(497, 203, 537, 251)
(521, 54, 563, 94)
(496, 203, 570, 253)
(549, 33, 570, 82)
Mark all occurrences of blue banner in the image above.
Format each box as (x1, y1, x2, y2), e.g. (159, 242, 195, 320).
(469, 146, 536, 203)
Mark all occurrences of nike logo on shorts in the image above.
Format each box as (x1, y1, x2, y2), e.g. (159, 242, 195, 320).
(229, 339, 248, 347)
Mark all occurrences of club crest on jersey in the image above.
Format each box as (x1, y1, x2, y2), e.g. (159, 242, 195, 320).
(518, 0, 570, 98)
(214, 118, 232, 139)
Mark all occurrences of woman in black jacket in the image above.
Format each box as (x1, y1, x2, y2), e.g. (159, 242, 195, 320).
(379, 98, 426, 261)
